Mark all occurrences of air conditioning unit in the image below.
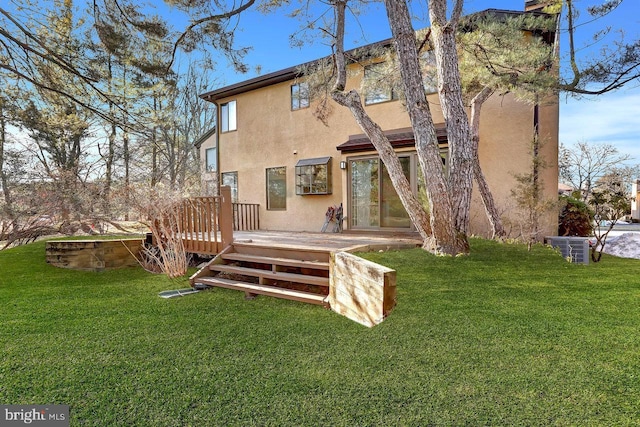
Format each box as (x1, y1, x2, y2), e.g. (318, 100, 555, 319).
(546, 236, 590, 264)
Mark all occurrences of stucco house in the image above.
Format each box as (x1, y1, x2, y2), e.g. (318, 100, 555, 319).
(194, 126, 218, 196)
(198, 1, 559, 239)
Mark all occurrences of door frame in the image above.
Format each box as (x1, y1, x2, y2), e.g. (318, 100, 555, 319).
(346, 152, 419, 231)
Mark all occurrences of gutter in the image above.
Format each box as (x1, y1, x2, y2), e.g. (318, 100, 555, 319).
(215, 99, 221, 194)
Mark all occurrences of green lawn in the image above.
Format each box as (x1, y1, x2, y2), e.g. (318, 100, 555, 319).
(1, 239, 638, 426)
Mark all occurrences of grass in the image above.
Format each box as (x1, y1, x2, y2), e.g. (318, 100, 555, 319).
(1, 238, 639, 426)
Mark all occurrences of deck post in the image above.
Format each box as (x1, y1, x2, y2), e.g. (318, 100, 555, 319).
(220, 186, 234, 247)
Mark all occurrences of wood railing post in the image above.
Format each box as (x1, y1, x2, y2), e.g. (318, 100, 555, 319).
(220, 186, 234, 247)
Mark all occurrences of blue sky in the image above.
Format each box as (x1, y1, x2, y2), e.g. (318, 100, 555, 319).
(183, 0, 640, 163)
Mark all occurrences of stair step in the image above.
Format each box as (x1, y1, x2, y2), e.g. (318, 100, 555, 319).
(232, 242, 330, 263)
(221, 253, 330, 270)
(210, 264, 329, 287)
(196, 277, 329, 306)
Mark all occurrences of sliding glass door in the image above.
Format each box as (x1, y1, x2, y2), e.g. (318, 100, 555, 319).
(351, 158, 379, 227)
(381, 156, 411, 228)
(350, 155, 412, 229)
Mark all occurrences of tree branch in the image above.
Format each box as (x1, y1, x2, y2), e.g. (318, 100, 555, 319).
(166, 0, 257, 71)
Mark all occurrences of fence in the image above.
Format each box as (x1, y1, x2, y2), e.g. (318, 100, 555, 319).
(233, 203, 260, 231)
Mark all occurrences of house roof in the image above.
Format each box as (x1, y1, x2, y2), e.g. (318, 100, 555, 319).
(463, 7, 550, 22)
(336, 126, 448, 153)
(193, 126, 217, 149)
(200, 66, 302, 103)
(199, 36, 394, 103)
(200, 7, 554, 103)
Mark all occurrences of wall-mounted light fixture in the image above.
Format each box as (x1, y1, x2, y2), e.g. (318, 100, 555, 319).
(339, 161, 347, 170)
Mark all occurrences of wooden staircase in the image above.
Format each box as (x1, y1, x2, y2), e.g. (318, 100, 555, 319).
(190, 242, 331, 307)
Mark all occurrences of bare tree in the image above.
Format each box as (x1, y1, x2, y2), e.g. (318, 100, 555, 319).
(589, 174, 630, 262)
(0, 94, 12, 220)
(559, 141, 634, 201)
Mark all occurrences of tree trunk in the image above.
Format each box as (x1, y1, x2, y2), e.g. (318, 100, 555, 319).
(151, 97, 159, 187)
(384, 0, 467, 254)
(0, 100, 14, 218)
(333, 90, 433, 242)
(104, 56, 115, 214)
(429, 0, 474, 240)
(105, 120, 116, 213)
(123, 129, 130, 221)
(169, 126, 178, 188)
(330, 0, 433, 246)
(470, 87, 506, 239)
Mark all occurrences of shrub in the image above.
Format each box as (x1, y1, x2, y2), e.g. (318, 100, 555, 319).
(558, 195, 592, 236)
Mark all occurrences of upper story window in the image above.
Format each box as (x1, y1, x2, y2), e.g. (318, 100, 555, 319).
(205, 147, 217, 172)
(220, 100, 236, 132)
(364, 62, 397, 105)
(421, 50, 438, 94)
(291, 82, 310, 110)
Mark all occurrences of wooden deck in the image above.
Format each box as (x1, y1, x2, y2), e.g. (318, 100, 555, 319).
(189, 230, 420, 327)
(229, 230, 422, 252)
(176, 187, 420, 256)
(182, 230, 421, 255)
(176, 191, 421, 326)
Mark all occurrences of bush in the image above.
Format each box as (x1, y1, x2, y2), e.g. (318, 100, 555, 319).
(558, 195, 592, 236)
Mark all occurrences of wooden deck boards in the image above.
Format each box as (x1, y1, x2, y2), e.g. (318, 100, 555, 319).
(231, 230, 421, 252)
(181, 230, 420, 254)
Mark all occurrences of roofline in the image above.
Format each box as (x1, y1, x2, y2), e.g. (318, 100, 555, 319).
(200, 65, 301, 103)
(200, 8, 552, 103)
(461, 7, 552, 24)
(193, 126, 217, 149)
(200, 36, 395, 103)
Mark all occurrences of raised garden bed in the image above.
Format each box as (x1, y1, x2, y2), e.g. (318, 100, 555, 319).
(46, 238, 143, 271)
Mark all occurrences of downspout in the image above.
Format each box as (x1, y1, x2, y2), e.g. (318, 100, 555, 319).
(211, 96, 222, 197)
(531, 99, 541, 243)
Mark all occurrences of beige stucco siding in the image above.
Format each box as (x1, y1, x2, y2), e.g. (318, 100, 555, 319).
(216, 69, 559, 236)
(469, 94, 559, 237)
(217, 70, 423, 232)
(198, 131, 217, 196)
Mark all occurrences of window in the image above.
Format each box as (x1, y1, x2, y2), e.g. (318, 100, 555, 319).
(291, 82, 310, 110)
(220, 100, 236, 132)
(266, 167, 286, 210)
(205, 148, 217, 172)
(421, 50, 438, 94)
(349, 151, 447, 230)
(295, 157, 332, 195)
(222, 171, 238, 203)
(364, 62, 397, 105)
(350, 156, 411, 228)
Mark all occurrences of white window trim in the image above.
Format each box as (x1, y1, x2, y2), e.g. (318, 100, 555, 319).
(220, 100, 237, 132)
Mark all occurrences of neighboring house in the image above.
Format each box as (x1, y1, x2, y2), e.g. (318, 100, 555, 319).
(558, 183, 574, 196)
(194, 127, 218, 196)
(199, 1, 559, 238)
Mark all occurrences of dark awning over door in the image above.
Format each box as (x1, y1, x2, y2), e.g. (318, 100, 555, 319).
(336, 125, 447, 153)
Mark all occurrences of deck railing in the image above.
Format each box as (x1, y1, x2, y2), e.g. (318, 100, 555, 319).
(176, 186, 234, 255)
(233, 203, 260, 231)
